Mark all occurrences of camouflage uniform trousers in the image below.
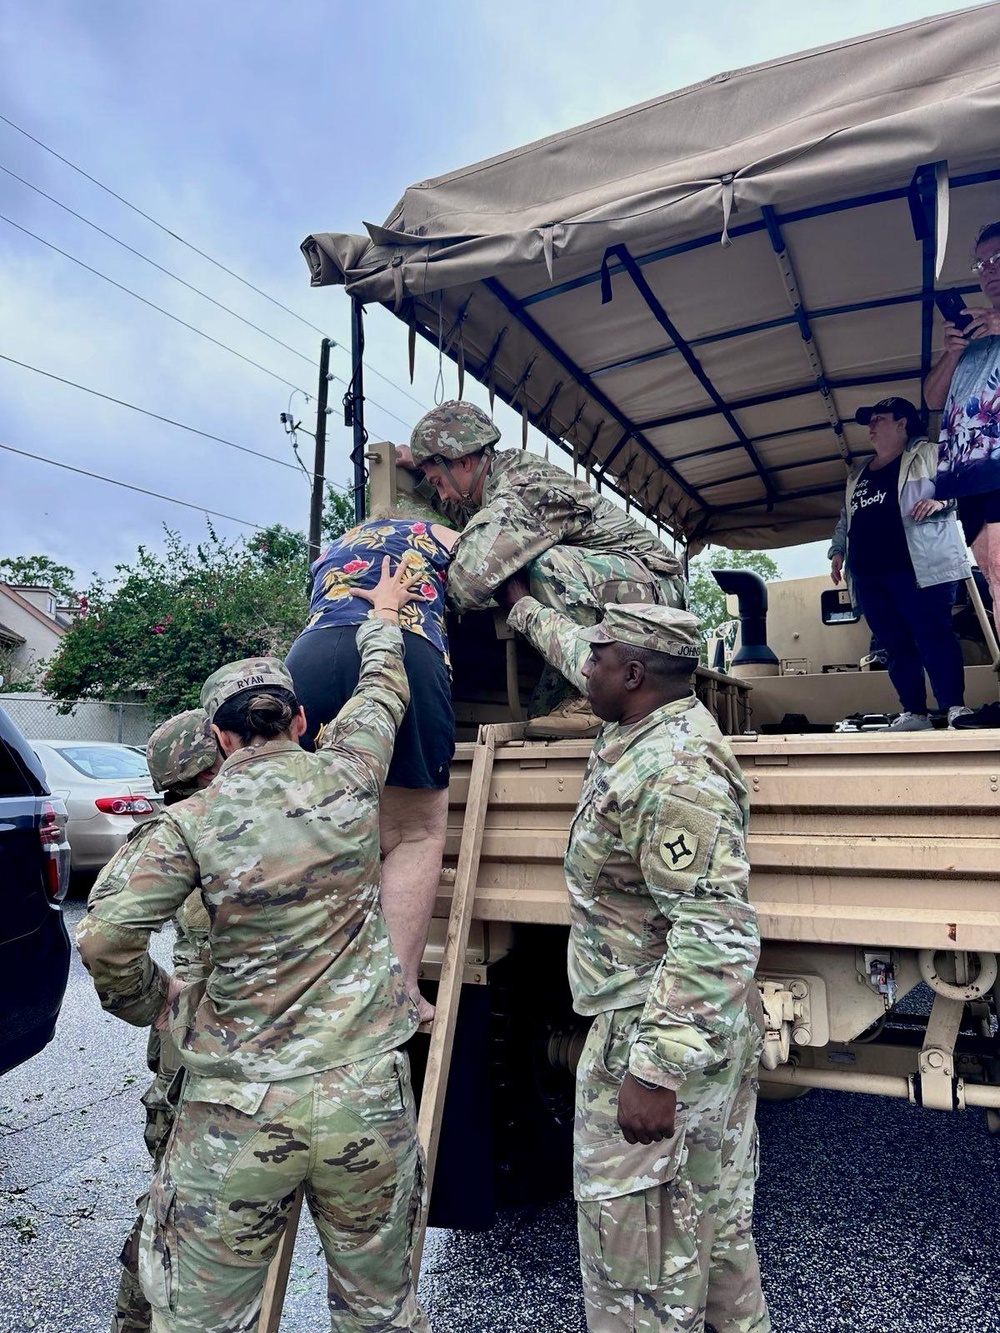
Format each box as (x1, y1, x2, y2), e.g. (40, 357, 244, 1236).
(113, 1029, 186, 1333)
(138, 1048, 430, 1333)
(526, 546, 687, 715)
(575, 1005, 770, 1333)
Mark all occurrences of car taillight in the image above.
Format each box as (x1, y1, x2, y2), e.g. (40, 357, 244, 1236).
(40, 801, 71, 902)
(95, 795, 155, 815)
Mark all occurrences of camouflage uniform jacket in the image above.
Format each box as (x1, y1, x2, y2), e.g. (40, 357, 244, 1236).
(507, 596, 761, 1091)
(447, 450, 684, 611)
(76, 616, 418, 1082)
(79, 791, 213, 1020)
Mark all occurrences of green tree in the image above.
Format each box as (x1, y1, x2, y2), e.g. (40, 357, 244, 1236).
(0, 645, 43, 693)
(0, 554, 77, 601)
(687, 548, 781, 661)
(323, 486, 359, 542)
(44, 524, 310, 719)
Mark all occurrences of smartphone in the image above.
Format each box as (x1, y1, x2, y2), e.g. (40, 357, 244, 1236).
(935, 288, 974, 333)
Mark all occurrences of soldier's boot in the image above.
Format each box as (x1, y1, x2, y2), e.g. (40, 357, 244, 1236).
(525, 694, 601, 739)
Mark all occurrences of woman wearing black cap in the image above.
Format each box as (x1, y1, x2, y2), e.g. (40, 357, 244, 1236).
(828, 397, 971, 730)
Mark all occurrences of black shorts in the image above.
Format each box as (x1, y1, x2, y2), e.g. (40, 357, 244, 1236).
(285, 624, 455, 789)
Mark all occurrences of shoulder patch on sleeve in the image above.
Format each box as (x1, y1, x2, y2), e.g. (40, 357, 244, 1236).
(648, 797, 722, 893)
(659, 827, 699, 870)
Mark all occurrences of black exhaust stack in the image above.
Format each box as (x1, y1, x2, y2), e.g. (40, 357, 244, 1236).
(711, 570, 779, 668)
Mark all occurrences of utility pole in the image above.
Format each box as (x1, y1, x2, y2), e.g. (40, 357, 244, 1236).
(348, 298, 367, 523)
(308, 337, 333, 565)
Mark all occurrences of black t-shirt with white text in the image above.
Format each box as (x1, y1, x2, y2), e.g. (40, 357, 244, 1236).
(848, 456, 913, 577)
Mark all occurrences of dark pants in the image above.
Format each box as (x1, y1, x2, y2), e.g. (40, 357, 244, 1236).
(852, 573, 964, 713)
(285, 624, 455, 788)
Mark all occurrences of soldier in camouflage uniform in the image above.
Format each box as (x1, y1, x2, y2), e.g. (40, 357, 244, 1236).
(402, 400, 686, 735)
(82, 707, 220, 1333)
(77, 559, 431, 1333)
(495, 584, 770, 1332)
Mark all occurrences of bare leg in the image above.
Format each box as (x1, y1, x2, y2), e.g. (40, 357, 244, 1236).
(379, 784, 450, 1028)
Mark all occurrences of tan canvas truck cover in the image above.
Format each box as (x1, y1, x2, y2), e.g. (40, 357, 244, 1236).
(302, 2, 1000, 554)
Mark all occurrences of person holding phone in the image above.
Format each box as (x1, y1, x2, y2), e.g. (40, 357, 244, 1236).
(925, 222, 1000, 728)
(828, 398, 970, 730)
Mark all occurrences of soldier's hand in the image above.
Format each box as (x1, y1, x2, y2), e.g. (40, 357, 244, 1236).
(830, 554, 843, 586)
(494, 572, 532, 610)
(395, 444, 416, 469)
(355, 555, 431, 619)
(617, 1074, 677, 1145)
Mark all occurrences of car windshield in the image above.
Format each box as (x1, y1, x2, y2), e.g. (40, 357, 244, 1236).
(53, 745, 151, 781)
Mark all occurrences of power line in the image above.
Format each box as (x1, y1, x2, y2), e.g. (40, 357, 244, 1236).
(0, 112, 333, 339)
(0, 211, 311, 395)
(0, 110, 431, 413)
(0, 441, 264, 529)
(0, 351, 352, 490)
(0, 204, 417, 433)
(0, 161, 317, 368)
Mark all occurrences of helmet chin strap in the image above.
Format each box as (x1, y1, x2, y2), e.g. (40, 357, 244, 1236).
(436, 448, 493, 510)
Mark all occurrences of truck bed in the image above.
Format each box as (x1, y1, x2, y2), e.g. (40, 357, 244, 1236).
(436, 728, 1000, 952)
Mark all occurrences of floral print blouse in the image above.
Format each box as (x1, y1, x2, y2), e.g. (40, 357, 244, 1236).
(304, 519, 452, 666)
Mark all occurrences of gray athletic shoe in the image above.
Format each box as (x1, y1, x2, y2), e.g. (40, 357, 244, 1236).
(887, 711, 933, 731)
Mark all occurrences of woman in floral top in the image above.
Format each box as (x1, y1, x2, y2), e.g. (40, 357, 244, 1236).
(286, 506, 458, 1024)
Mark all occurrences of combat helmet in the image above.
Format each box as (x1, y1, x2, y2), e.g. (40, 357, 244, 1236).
(409, 400, 501, 466)
(146, 708, 217, 793)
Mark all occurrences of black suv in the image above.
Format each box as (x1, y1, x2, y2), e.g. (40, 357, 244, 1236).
(0, 705, 72, 1075)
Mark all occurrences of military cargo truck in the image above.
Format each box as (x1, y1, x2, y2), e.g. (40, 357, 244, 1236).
(301, 4, 1000, 1229)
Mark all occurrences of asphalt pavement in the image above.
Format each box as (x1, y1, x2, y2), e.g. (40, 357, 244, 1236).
(3, 900, 1000, 1332)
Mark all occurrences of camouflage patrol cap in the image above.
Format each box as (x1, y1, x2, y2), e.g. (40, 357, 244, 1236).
(146, 708, 217, 792)
(200, 656, 295, 723)
(580, 604, 702, 658)
(409, 400, 501, 465)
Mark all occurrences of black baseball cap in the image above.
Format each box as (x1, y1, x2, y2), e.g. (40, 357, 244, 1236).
(855, 397, 924, 431)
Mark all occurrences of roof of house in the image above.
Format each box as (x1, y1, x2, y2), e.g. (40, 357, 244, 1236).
(0, 584, 68, 638)
(0, 619, 26, 646)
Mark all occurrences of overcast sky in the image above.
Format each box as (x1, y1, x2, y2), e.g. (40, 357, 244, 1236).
(0, 0, 984, 590)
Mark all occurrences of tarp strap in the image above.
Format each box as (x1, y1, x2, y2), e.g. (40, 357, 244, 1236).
(391, 255, 404, 312)
(434, 298, 445, 405)
(935, 161, 951, 282)
(584, 420, 604, 484)
(600, 250, 616, 304)
(720, 174, 736, 249)
(510, 357, 536, 448)
(537, 380, 564, 442)
(481, 327, 509, 411)
(408, 318, 417, 384)
(907, 161, 951, 282)
(564, 401, 587, 470)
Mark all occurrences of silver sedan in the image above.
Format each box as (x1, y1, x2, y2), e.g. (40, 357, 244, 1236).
(29, 741, 162, 872)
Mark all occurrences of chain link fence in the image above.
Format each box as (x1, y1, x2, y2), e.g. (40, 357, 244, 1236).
(0, 692, 155, 746)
